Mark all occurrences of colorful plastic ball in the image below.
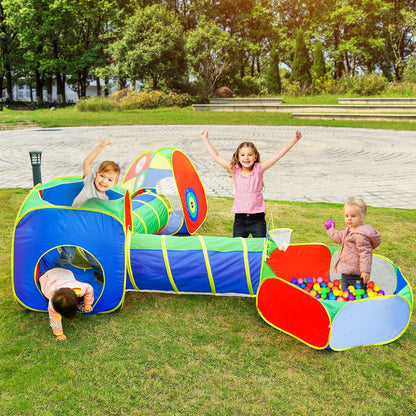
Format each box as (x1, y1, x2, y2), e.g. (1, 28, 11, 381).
(348, 294, 355, 301)
(333, 279, 340, 287)
(328, 293, 336, 301)
(378, 290, 385, 296)
(306, 276, 313, 284)
(310, 290, 317, 297)
(355, 283, 362, 289)
(291, 278, 297, 284)
(300, 283, 306, 289)
(367, 281, 375, 289)
(342, 291, 349, 299)
(313, 283, 321, 291)
(297, 278, 304, 285)
(374, 285, 380, 292)
(317, 277, 323, 283)
(327, 281, 334, 289)
(320, 282, 327, 288)
(325, 219, 335, 230)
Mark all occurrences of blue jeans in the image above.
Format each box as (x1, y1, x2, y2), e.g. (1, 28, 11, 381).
(233, 213, 266, 238)
(341, 274, 367, 291)
(54, 246, 102, 280)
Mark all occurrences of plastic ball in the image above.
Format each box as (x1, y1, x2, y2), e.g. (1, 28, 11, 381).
(325, 219, 335, 230)
(333, 279, 340, 287)
(310, 290, 317, 297)
(378, 290, 385, 296)
(348, 294, 355, 301)
(367, 281, 375, 289)
(328, 293, 336, 301)
(290, 278, 297, 284)
(327, 281, 334, 289)
(306, 276, 313, 284)
(317, 277, 323, 283)
(374, 285, 380, 292)
(297, 278, 304, 285)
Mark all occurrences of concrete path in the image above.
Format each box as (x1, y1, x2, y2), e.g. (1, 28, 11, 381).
(1, 125, 415, 209)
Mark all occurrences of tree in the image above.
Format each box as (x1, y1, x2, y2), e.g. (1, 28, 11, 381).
(186, 19, 238, 95)
(289, 30, 311, 86)
(109, 4, 186, 90)
(266, 48, 281, 94)
(311, 42, 326, 94)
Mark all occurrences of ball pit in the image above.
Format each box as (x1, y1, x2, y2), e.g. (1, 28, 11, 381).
(289, 276, 385, 301)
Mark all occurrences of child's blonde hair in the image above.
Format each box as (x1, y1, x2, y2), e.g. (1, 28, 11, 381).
(228, 142, 260, 175)
(344, 197, 367, 216)
(98, 160, 120, 177)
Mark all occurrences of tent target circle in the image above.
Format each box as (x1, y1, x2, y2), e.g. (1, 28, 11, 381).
(185, 187, 199, 222)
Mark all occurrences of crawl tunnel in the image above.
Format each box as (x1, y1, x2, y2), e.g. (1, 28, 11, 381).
(128, 234, 266, 296)
(12, 177, 131, 314)
(257, 241, 413, 350)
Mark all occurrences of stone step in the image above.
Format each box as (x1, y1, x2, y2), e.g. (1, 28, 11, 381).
(193, 103, 416, 113)
(292, 113, 416, 121)
(339, 97, 416, 105)
(209, 97, 283, 104)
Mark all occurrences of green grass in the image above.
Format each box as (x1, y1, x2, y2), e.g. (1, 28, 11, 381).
(2, 104, 416, 131)
(1, 190, 415, 415)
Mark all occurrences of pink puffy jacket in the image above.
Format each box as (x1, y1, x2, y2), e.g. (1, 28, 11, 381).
(327, 224, 381, 275)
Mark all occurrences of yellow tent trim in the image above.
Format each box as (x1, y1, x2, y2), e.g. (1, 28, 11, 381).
(240, 237, 254, 296)
(161, 235, 180, 294)
(198, 236, 216, 295)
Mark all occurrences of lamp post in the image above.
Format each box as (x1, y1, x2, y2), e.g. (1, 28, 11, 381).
(29, 151, 42, 186)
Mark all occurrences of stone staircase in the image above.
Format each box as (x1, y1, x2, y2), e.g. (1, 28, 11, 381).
(192, 97, 416, 121)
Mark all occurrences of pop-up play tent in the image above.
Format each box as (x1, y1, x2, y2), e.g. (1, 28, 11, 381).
(11, 148, 413, 350)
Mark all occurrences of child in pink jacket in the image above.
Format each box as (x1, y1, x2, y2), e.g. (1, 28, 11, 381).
(326, 197, 381, 291)
(39, 268, 94, 340)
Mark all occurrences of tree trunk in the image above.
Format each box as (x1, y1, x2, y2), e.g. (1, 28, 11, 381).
(5, 66, 13, 101)
(35, 70, 44, 104)
(96, 77, 101, 96)
(46, 77, 53, 103)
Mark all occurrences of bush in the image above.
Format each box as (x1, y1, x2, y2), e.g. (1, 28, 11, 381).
(215, 86, 233, 98)
(75, 90, 194, 111)
(282, 81, 312, 96)
(345, 73, 388, 96)
(76, 96, 119, 112)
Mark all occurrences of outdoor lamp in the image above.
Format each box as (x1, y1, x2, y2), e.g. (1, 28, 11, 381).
(29, 150, 42, 186)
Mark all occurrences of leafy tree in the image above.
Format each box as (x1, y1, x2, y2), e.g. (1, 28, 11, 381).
(109, 4, 186, 90)
(266, 47, 281, 94)
(289, 30, 311, 86)
(0, 1, 22, 101)
(186, 19, 239, 95)
(311, 42, 326, 94)
(403, 53, 416, 83)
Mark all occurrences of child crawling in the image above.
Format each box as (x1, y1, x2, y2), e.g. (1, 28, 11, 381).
(39, 267, 94, 340)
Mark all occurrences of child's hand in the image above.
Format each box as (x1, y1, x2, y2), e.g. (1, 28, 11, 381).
(294, 130, 302, 142)
(98, 136, 112, 149)
(325, 219, 335, 230)
(200, 128, 208, 141)
(84, 305, 92, 312)
(361, 272, 370, 284)
(56, 333, 66, 341)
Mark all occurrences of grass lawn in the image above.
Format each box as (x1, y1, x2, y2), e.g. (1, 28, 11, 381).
(2, 104, 416, 131)
(1, 189, 415, 415)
